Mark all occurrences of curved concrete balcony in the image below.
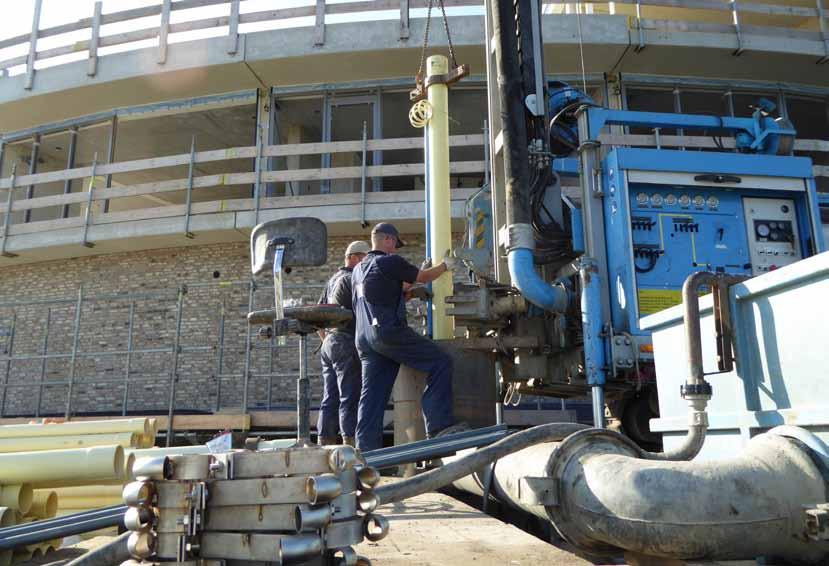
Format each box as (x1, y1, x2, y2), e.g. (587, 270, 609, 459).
(0, 0, 828, 132)
(0, 133, 484, 264)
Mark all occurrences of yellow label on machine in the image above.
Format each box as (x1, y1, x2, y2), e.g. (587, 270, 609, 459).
(638, 289, 683, 315)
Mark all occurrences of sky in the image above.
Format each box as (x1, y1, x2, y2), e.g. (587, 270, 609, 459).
(0, 0, 486, 76)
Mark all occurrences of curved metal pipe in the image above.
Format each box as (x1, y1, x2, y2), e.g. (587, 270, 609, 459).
(374, 423, 587, 505)
(639, 271, 717, 461)
(507, 248, 569, 312)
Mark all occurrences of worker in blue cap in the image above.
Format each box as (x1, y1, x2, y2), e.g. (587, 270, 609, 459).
(351, 222, 463, 451)
(316, 240, 370, 447)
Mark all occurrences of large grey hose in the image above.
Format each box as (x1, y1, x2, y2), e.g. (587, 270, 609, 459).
(375, 423, 587, 505)
(64, 531, 130, 566)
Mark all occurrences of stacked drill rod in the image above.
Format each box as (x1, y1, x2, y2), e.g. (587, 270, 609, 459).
(122, 443, 386, 566)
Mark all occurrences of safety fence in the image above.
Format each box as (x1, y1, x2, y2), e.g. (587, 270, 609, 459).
(0, 130, 826, 257)
(0, 0, 826, 87)
(0, 279, 325, 420)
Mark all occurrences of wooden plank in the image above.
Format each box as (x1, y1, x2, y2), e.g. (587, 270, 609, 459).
(24, 0, 43, 90)
(98, 27, 159, 49)
(400, 0, 410, 39)
(88, 1, 102, 77)
(227, 0, 240, 55)
(168, 16, 230, 36)
(171, 0, 233, 11)
(0, 55, 29, 71)
(158, 0, 172, 65)
(0, 136, 483, 189)
(315, 0, 326, 46)
(239, 6, 317, 26)
(100, 4, 164, 26)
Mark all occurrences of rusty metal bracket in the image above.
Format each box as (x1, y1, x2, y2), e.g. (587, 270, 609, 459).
(410, 64, 470, 102)
(712, 275, 749, 373)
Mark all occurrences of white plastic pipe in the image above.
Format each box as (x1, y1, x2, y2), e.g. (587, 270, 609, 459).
(0, 445, 124, 487)
(0, 419, 149, 438)
(0, 433, 138, 453)
(425, 54, 455, 340)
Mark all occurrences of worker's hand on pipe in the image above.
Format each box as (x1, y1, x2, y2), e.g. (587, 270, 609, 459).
(442, 250, 458, 272)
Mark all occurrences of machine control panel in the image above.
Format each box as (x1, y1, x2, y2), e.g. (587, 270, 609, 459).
(743, 197, 802, 274)
(625, 186, 753, 316)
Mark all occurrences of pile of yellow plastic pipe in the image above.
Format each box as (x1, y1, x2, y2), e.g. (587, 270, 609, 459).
(0, 418, 158, 562)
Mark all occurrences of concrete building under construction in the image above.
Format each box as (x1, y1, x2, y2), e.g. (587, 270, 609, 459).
(0, 0, 826, 439)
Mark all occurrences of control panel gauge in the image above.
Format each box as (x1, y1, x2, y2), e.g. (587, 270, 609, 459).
(636, 193, 649, 206)
(679, 194, 691, 208)
(706, 196, 719, 209)
(651, 194, 664, 207)
(693, 195, 705, 208)
(665, 194, 677, 206)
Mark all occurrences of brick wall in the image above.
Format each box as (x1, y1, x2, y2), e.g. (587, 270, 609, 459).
(0, 234, 441, 417)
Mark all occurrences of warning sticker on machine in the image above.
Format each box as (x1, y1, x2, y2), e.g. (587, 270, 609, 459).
(638, 289, 683, 315)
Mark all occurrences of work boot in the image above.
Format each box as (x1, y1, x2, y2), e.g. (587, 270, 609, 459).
(318, 436, 338, 446)
(342, 436, 356, 447)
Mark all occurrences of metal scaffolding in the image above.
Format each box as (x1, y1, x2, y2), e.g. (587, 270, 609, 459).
(0, 278, 324, 424)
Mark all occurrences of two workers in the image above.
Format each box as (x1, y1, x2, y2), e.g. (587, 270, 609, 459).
(317, 222, 460, 452)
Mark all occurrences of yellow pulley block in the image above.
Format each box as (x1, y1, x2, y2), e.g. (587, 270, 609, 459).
(408, 100, 433, 128)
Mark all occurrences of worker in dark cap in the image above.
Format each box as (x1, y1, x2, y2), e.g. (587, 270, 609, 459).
(351, 222, 462, 451)
(316, 240, 370, 447)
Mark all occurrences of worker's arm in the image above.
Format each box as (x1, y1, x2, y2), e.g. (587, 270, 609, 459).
(415, 251, 456, 283)
(415, 263, 448, 284)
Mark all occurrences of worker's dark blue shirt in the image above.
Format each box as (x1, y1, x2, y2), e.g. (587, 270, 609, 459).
(352, 250, 419, 329)
(319, 267, 356, 335)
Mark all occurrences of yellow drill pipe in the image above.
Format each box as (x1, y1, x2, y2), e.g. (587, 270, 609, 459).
(28, 491, 57, 519)
(0, 486, 32, 515)
(0, 418, 149, 439)
(0, 445, 124, 488)
(0, 433, 138, 453)
(48, 485, 124, 499)
(426, 54, 455, 340)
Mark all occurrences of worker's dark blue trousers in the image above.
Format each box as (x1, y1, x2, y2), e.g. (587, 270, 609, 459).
(355, 325, 454, 451)
(317, 332, 361, 440)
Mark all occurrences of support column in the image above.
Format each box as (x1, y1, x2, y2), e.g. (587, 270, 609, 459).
(426, 55, 455, 341)
(393, 367, 426, 476)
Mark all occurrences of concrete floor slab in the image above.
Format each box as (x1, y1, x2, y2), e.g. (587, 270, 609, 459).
(356, 490, 594, 566)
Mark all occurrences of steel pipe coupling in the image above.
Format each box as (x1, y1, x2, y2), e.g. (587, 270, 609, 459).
(126, 531, 156, 559)
(363, 514, 389, 542)
(131, 457, 171, 481)
(329, 446, 359, 473)
(124, 506, 155, 531)
(122, 481, 154, 507)
(295, 504, 332, 532)
(357, 491, 379, 514)
(280, 535, 323, 563)
(332, 546, 358, 566)
(306, 474, 343, 505)
(356, 466, 380, 490)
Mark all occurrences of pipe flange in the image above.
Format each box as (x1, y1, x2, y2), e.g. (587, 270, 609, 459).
(680, 382, 712, 399)
(545, 428, 641, 557)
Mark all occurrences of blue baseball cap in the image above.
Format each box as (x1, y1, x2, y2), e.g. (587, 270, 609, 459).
(371, 222, 406, 248)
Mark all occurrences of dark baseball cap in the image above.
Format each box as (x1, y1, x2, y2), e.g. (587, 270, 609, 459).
(371, 222, 406, 248)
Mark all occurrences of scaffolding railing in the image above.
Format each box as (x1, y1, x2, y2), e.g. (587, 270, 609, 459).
(0, 0, 826, 87)
(0, 278, 325, 430)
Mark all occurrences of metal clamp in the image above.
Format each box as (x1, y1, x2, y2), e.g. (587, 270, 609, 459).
(409, 64, 470, 101)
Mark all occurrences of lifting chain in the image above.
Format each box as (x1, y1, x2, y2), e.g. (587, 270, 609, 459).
(410, 0, 469, 102)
